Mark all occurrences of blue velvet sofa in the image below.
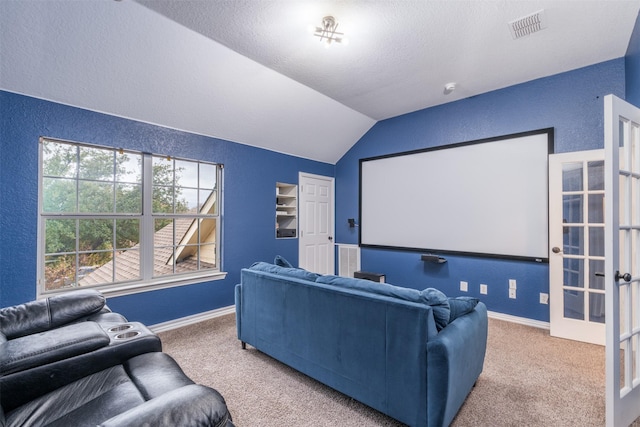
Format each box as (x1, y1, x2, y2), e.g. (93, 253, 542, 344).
(235, 261, 488, 427)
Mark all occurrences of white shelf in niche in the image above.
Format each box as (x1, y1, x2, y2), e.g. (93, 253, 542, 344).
(276, 182, 297, 238)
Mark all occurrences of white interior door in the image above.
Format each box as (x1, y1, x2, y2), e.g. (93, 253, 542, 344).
(298, 172, 334, 275)
(549, 149, 606, 345)
(605, 94, 640, 427)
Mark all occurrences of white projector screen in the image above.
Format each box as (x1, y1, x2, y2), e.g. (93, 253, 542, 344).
(359, 129, 553, 262)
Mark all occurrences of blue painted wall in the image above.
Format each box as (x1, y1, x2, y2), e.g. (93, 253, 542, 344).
(334, 59, 626, 322)
(0, 90, 333, 324)
(626, 11, 640, 107)
(0, 56, 634, 324)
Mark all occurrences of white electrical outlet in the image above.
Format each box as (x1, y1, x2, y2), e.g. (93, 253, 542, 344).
(480, 284, 488, 294)
(509, 288, 516, 299)
(540, 293, 549, 304)
(460, 281, 468, 292)
(509, 279, 517, 289)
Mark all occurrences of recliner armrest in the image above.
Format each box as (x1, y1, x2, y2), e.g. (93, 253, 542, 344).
(98, 384, 234, 427)
(0, 321, 110, 375)
(1, 322, 162, 411)
(0, 290, 106, 339)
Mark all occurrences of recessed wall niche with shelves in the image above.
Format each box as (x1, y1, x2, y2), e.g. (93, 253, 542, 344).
(276, 182, 297, 238)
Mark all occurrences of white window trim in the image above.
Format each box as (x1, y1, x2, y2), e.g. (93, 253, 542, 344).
(37, 137, 225, 298)
(90, 271, 227, 298)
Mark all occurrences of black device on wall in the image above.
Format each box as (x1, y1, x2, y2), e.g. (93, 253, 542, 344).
(277, 228, 296, 238)
(354, 271, 385, 283)
(421, 254, 447, 264)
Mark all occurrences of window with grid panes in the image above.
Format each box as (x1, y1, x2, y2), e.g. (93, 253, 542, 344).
(38, 137, 223, 295)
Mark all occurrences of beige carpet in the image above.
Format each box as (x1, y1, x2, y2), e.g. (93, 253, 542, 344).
(159, 314, 611, 426)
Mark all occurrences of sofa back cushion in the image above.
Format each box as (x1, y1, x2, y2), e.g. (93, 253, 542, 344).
(248, 262, 321, 282)
(315, 275, 451, 330)
(273, 255, 294, 268)
(0, 290, 106, 339)
(448, 297, 480, 323)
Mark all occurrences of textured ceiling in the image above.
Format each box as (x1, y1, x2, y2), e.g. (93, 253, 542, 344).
(1, 1, 639, 164)
(136, 0, 640, 120)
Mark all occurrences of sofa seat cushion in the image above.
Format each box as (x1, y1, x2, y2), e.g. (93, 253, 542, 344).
(5, 352, 231, 427)
(248, 262, 321, 282)
(7, 364, 144, 427)
(315, 275, 451, 330)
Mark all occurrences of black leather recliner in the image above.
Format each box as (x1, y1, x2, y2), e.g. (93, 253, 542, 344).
(0, 290, 234, 427)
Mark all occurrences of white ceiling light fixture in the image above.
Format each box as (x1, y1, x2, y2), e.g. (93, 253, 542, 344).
(313, 16, 348, 47)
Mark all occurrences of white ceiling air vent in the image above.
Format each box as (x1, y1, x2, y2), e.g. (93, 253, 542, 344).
(509, 9, 547, 39)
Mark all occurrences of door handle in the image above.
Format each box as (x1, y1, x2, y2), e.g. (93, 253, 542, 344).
(328, 236, 333, 241)
(594, 271, 632, 282)
(552, 247, 562, 253)
(616, 271, 632, 282)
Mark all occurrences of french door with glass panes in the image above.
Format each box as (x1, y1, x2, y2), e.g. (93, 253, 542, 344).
(549, 149, 605, 345)
(604, 94, 640, 427)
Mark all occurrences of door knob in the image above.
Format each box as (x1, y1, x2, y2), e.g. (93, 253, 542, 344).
(615, 271, 632, 282)
(552, 247, 562, 253)
(328, 236, 333, 241)
(594, 271, 632, 282)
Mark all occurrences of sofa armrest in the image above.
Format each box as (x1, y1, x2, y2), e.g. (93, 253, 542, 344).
(1, 322, 162, 411)
(98, 384, 234, 427)
(0, 290, 106, 339)
(426, 302, 488, 427)
(0, 321, 110, 375)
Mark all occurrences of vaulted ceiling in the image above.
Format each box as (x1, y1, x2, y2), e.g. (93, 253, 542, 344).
(1, 1, 639, 163)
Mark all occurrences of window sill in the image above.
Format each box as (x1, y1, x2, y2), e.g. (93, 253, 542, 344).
(40, 271, 228, 299)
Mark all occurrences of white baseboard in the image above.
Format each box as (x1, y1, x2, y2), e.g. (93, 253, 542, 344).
(488, 310, 550, 330)
(149, 305, 235, 333)
(147, 305, 548, 333)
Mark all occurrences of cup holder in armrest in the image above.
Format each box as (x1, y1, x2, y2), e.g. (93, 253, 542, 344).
(104, 322, 158, 348)
(114, 331, 141, 340)
(108, 324, 134, 333)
